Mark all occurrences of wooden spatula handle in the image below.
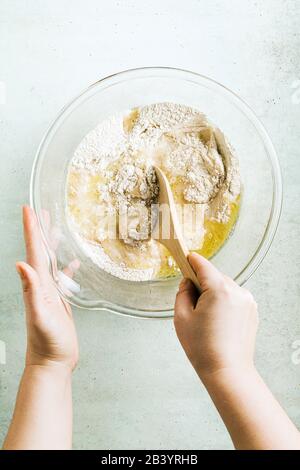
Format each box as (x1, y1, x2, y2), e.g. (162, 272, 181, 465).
(168, 239, 201, 292)
(180, 262, 201, 292)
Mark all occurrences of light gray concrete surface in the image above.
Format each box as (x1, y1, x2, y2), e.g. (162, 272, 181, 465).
(0, 0, 300, 450)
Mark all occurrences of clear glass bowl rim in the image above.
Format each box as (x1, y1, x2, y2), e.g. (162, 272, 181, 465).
(30, 66, 283, 319)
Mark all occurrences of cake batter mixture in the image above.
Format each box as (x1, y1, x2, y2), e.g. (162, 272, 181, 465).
(67, 103, 241, 281)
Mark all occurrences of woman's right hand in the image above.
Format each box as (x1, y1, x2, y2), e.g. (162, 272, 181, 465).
(174, 252, 258, 381)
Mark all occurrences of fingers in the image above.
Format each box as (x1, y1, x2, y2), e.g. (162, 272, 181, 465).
(41, 209, 61, 251)
(188, 252, 223, 291)
(174, 278, 198, 318)
(23, 206, 50, 281)
(174, 252, 222, 319)
(59, 259, 81, 300)
(62, 259, 80, 279)
(16, 262, 41, 316)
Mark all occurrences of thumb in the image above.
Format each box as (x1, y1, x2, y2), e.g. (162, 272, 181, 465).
(188, 252, 223, 291)
(16, 262, 41, 316)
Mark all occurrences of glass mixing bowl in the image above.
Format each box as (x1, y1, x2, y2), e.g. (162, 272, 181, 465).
(30, 67, 282, 318)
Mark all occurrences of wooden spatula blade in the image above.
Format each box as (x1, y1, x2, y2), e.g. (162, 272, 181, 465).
(154, 166, 201, 292)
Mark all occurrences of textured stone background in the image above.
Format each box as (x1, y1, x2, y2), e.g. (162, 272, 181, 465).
(0, 0, 299, 450)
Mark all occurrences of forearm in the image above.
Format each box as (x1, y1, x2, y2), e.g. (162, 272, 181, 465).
(201, 366, 300, 450)
(3, 364, 73, 450)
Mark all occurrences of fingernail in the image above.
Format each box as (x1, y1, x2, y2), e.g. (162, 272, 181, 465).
(179, 278, 192, 290)
(16, 264, 25, 279)
(69, 259, 80, 270)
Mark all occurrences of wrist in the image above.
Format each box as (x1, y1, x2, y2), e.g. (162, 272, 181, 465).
(198, 363, 259, 390)
(24, 362, 73, 379)
(26, 348, 76, 374)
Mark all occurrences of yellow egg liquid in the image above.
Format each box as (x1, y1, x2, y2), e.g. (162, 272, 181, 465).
(67, 169, 240, 280)
(157, 197, 240, 279)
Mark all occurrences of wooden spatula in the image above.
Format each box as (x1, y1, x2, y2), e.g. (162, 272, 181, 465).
(154, 166, 201, 292)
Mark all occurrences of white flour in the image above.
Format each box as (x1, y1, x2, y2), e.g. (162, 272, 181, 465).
(75, 234, 157, 282)
(68, 102, 241, 281)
